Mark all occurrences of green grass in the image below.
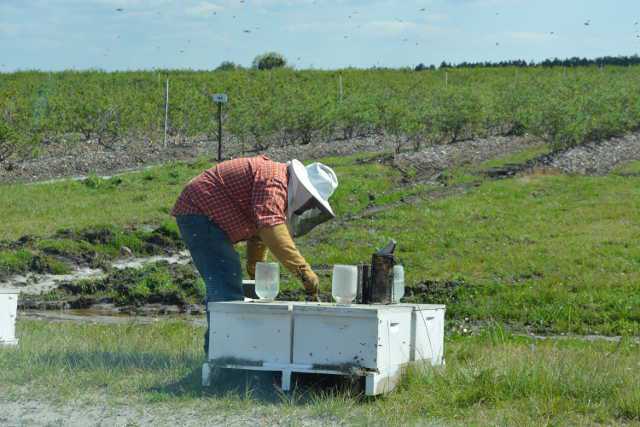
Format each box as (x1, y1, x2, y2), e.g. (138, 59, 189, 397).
(1, 320, 637, 425)
(0, 159, 209, 241)
(302, 172, 640, 335)
(2, 150, 640, 424)
(477, 143, 551, 170)
(0, 248, 71, 277)
(2, 152, 640, 334)
(0, 249, 34, 276)
(612, 160, 640, 175)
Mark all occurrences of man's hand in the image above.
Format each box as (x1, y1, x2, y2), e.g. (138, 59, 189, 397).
(300, 269, 319, 300)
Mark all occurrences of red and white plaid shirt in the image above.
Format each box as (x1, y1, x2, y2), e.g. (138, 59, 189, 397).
(171, 155, 288, 243)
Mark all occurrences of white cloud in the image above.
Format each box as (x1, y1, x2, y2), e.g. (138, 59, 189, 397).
(0, 22, 19, 36)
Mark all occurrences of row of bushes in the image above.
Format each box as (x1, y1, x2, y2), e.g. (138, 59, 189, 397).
(2, 66, 640, 161)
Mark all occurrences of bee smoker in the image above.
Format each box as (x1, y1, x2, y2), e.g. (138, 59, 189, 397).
(357, 240, 397, 304)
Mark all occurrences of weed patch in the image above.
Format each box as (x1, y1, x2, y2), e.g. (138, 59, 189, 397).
(1, 321, 638, 425)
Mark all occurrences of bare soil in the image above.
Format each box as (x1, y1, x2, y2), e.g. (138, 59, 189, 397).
(0, 396, 332, 427)
(542, 133, 640, 175)
(0, 134, 396, 184)
(3, 132, 640, 184)
(393, 135, 542, 179)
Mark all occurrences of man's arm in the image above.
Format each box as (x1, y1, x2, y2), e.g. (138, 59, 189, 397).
(257, 224, 319, 295)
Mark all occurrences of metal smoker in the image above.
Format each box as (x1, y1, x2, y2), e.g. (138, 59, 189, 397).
(357, 239, 398, 304)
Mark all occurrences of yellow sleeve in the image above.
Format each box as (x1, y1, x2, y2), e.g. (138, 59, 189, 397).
(257, 224, 313, 280)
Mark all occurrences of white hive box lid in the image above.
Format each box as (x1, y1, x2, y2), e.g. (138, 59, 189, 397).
(396, 303, 446, 310)
(0, 289, 20, 294)
(292, 302, 413, 318)
(208, 300, 292, 313)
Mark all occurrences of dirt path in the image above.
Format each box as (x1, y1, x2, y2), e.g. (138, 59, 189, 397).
(17, 309, 206, 326)
(4, 130, 640, 185)
(0, 134, 396, 184)
(0, 397, 331, 427)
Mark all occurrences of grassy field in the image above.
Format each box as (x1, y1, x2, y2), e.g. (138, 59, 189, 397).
(2, 150, 640, 333)
(1, 148, 640, 424)
(1, 320, 638, 426)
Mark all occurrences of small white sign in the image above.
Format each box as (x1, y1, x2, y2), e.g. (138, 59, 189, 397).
(212, 93, 228, 103)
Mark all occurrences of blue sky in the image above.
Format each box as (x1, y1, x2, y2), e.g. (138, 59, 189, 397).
(1, 0, 640, 71)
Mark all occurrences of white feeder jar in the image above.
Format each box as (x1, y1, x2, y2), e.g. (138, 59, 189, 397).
(255, 262, 279, 301)
(393, 265, 405, 303)
(331, 264, 358, 304)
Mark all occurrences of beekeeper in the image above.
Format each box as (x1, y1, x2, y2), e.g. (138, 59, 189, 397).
(171, 155, 338, 352)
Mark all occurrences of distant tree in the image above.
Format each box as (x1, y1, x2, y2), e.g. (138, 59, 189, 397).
(414, 63, 428, 71)
(215, 61, 239, 71)
(436, 54, 640, 69)
(252, 52, 287, 70)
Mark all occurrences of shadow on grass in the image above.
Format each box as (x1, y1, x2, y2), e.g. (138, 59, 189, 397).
(149, 363, 365, 405)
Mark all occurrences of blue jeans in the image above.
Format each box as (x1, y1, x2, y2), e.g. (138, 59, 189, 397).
(176, 215, 243, 354)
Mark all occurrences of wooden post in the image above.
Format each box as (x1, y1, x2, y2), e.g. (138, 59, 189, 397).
(445, 71, 448, 88)
(217, 102, 223, 161)
(338, 74, 344, 102)
(163, 78, 169, 147)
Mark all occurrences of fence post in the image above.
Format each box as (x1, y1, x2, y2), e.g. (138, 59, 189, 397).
(338, 74, 344, 102)
(163, 78, 169, 147)
(217, 102, 223, 161)
(445, 71, 448, 88)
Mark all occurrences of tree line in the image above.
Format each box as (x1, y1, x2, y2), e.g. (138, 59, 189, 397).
(416, 54, 640, 71)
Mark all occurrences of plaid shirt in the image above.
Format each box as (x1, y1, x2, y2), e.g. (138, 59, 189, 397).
(171, 155, 289, 243)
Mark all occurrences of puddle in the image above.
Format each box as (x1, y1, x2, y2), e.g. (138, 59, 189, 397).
(18, 308, 206, 326)
(111, 251, 191, 270)
(0, 251, 191, 295)
(0, 267, 105, 295)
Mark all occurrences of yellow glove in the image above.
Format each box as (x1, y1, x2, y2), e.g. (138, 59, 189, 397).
(301, 269, 319, 299)
(246, 235, 268, 279)
(258, 224, 318, 296)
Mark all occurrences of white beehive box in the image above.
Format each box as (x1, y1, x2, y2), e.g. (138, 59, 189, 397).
(204, 301, 434, 395)
(208, 301, 292, 365)
(399, 304, 445, 365)
(292, 304, 413, 394)
(0, 289, 19, 346)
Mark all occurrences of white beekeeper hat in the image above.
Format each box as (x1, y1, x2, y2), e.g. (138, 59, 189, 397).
(288, 159, 338, 218)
